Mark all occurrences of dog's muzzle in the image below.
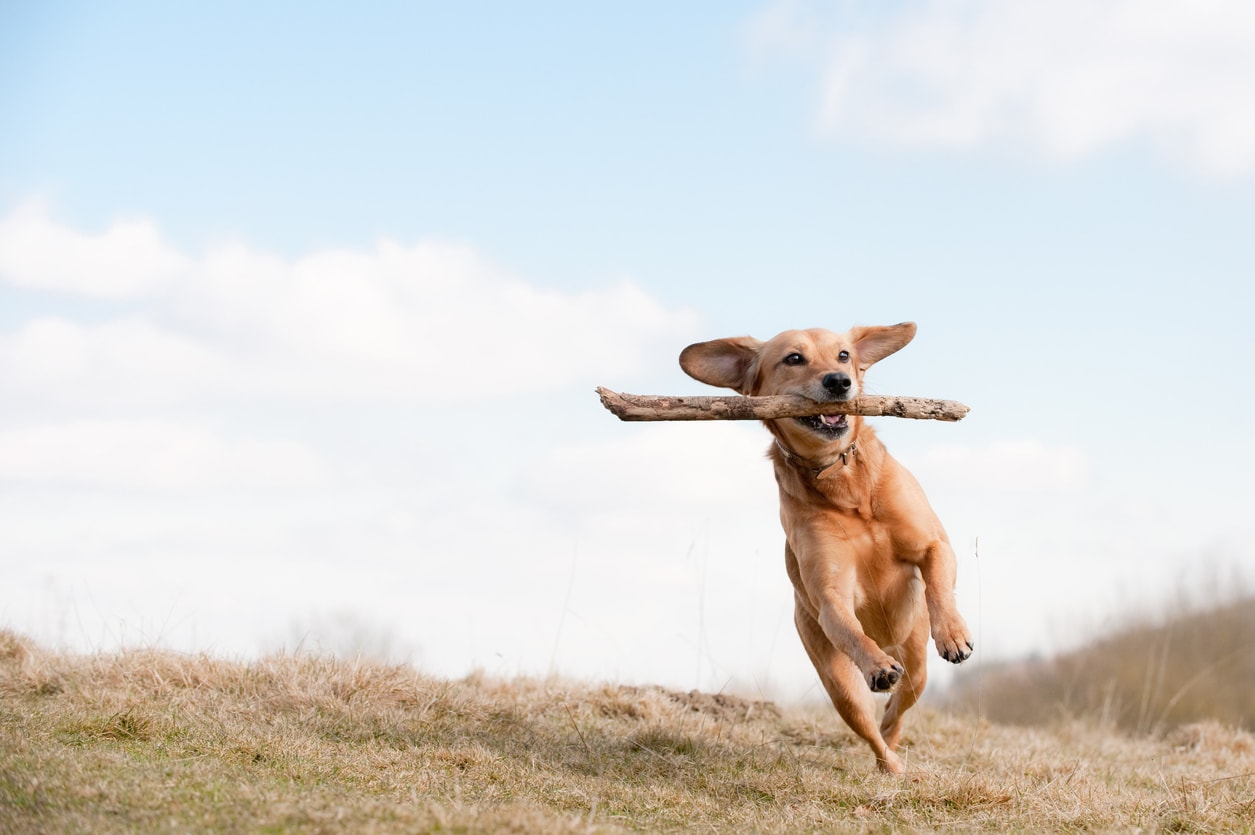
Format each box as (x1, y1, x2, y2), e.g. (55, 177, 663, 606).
(796, 413, 849, 438)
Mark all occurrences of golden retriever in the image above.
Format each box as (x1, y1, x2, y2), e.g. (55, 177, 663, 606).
(680, 322, 972, 773)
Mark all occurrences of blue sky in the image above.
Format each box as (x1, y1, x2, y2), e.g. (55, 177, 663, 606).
(2, 1, 1253, 698)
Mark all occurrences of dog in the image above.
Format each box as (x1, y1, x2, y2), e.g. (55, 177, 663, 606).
(679, 322, 972, 773)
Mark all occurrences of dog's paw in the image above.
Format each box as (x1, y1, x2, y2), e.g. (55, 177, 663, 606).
(867, 662, 905, 692)
(932, 616, 974, 664)
(942, 640, 974, 664)
(935, 635, 974, 664)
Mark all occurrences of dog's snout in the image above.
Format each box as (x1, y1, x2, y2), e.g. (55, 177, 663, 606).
(823, 372, 852, 395)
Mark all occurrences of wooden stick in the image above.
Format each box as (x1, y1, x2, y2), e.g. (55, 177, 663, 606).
(596, 387, 969, 422)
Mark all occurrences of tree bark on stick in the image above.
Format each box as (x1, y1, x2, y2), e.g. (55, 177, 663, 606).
(596, 387, 969, 422)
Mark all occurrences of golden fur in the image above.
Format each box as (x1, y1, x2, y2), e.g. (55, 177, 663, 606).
(680, 323, 972, 773)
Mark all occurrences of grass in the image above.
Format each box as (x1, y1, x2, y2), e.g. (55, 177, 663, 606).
(946, 592, 1255, 736)
(3, 630, 1255, 832)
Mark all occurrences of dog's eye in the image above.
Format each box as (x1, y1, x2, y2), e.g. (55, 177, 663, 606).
(838, 350, 850, 363)
(783, 353, 806, 366)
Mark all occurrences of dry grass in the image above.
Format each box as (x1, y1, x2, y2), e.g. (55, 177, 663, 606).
(3, 629, 1254, 833)
(946, 593, 1255, 736)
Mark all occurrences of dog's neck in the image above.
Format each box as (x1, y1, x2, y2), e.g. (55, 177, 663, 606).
(770, 420, 886, 515)
(773, 437, 858, 480)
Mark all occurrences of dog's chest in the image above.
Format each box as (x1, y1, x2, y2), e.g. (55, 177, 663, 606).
(805, 465, 876, 517)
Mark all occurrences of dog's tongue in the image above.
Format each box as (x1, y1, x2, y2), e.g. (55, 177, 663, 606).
(821, 414, 846, 427)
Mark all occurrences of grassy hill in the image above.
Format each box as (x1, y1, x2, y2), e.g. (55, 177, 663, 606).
(3, 630, 1254, 833)
(945, 593, 1255, 735)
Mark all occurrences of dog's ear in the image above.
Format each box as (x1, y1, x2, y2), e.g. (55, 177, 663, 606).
(850, 322, 917, 368)
(679, 337, 763, 394)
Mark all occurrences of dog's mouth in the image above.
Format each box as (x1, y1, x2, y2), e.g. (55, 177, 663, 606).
(795, 413, 849, 438)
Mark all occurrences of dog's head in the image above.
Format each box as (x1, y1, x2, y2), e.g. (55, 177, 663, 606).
(679, 323, 917, 456)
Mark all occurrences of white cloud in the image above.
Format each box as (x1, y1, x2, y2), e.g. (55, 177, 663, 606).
(0, 420, 329, 491)
(0, 201, 747, 686)
(520, 421, 776, 517)
(0, 202, 700, 407)
(749, 0, 1255, 178)
(908, 438, 1092, 494)
(1, 316, 229, 407)
(0, 200, 189, 297)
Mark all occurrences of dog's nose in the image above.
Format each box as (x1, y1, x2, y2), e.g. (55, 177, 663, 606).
(823, 372, 852, 395)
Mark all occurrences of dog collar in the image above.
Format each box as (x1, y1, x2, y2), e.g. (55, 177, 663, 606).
(775, 439, 857, 479)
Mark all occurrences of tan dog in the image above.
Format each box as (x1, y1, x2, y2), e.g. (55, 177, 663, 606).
(680, 322, 972, 773)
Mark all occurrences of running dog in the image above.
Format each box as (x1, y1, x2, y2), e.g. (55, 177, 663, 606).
(679, 322, 972, 773)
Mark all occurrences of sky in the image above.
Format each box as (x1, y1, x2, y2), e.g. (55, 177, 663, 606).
(2, 1, 1253, 702)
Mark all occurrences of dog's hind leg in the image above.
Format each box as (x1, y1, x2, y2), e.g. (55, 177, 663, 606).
(879, 619, 929, 753)
(794, 598, 904, 774)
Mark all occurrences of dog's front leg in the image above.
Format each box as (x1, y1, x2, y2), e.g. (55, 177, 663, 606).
(816, 595, 905, 691)
(788, 535, 904, 692)
(793, 594, 905, 773)
(918, 539, 973, 664)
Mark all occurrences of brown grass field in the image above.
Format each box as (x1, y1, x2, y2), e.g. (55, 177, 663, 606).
(946, 592, 1255, 738)
(3, 624, 1254, 834)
